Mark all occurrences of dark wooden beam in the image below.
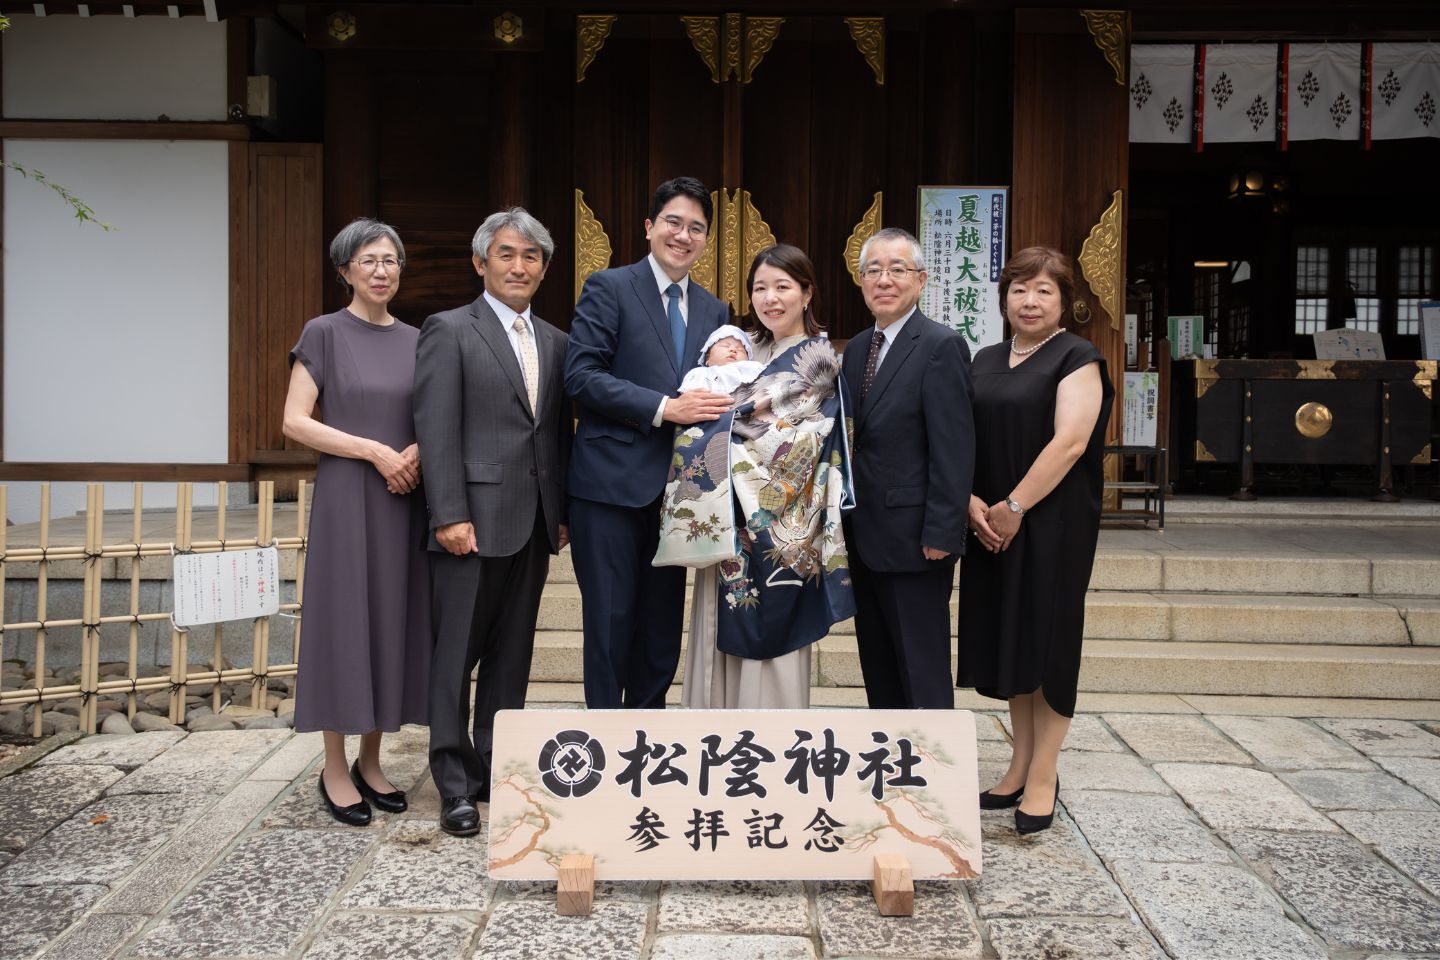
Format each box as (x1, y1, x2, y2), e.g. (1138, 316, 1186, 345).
(0, 463, 253, 481)
(0, 120, 251, 140)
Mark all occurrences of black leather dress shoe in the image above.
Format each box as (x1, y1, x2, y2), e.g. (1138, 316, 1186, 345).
(440, 795, 480, 837)
(350, 760, 407, 813)
(319, 773, 372, 827)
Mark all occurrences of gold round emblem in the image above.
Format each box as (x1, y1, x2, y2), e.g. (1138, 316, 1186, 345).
(327, 11, 357, 42)
(494, 12, 524, 44)
(1295, 401, 1333, 439)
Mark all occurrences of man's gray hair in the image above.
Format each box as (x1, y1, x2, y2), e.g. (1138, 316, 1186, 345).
(329, 217, 406, 271)
(472, 207, 556, 264)
(858, 227, 926, 273)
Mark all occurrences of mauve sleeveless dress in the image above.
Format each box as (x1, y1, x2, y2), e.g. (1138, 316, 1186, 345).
(289, 309, 431, 734)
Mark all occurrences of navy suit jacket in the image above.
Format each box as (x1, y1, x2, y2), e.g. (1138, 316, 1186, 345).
(565, 258, 729, 507)
(841, 310, 975, 572)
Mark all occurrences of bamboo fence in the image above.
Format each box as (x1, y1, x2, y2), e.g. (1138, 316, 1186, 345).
(0, 481, 307, 736)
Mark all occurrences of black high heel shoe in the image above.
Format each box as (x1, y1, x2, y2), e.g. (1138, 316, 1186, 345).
(319, 771, 372, 827)
(979, 785, 1024, 810)
(1015, 776, 1059, 835)
(350, 760, 407, 813)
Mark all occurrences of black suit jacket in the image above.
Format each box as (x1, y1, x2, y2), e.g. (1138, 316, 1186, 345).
(841, 310, 975, 572)
(413, 295, 571, 557)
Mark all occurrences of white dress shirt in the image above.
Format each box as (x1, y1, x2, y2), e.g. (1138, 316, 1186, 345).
(483, 290, 539, 379)
(874, 306, 917, 371)
(650, 253, 693, 426)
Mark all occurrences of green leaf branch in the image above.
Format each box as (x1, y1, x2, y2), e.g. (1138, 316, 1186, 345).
(0, 15, 112, 230)
(2, 161, 115, 231)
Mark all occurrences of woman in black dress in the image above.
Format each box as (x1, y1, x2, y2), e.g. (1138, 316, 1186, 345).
(956, 246, 1113, 834)
(282, 218, 432, 826)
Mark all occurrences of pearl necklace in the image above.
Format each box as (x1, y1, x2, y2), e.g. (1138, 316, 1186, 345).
(1010, 328, 1063, 356)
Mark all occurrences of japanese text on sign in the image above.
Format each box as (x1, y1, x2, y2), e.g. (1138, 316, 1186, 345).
(917, 186, 1009, 349)
(172, 546, 280, 627)
(488, 709, 982, 881)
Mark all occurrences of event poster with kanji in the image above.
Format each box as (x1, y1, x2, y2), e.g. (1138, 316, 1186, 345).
(488, 709, 981, 881)
(917, 186, 1008, 349)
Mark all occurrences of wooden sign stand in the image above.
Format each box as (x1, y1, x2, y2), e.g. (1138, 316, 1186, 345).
(557, 854, 595, 916)
(872, 853, 915, 916)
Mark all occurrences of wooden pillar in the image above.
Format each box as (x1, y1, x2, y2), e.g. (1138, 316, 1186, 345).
(1011, 8, 1129, 444)
(322, 52, 379, 314)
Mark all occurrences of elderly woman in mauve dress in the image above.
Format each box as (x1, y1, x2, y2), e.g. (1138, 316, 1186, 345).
(281, 218, 431, 827)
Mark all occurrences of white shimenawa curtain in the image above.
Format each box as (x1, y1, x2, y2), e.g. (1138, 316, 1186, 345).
(1202, 44, 1278, 144)
(1129, 44, 1195, 144)
(1287, 43, 1362, 142)
(1371, 42, 1440, 141)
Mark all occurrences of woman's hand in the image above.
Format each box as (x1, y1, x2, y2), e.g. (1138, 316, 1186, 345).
(371, 441, 420, 494)
(969, 495, 1003, 553)
(986, 500, 1022, 552)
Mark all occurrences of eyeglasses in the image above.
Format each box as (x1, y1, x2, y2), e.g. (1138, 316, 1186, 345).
(351, 257, 403, 272)
(860, 265, 922, 282)
(655, 214, 708, 239)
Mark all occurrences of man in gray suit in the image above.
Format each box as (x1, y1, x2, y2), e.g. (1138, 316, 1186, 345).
(413, 207, 570, 837)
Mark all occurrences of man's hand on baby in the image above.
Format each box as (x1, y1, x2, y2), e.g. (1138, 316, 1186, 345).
(664, 390, 733, 424)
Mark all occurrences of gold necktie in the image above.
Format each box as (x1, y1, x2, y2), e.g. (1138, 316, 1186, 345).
(513, 315, 539, 414)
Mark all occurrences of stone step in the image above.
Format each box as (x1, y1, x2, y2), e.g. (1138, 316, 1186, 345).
(526, 631, 1440, 700)
(545, 550, 1440, 598)
(534, 583, 1440, 646)
(1078, 640, 1440, 700)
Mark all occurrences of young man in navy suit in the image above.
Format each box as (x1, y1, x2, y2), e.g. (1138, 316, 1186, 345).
(565, 177, 731, 708)
(841, 227, 975, 710)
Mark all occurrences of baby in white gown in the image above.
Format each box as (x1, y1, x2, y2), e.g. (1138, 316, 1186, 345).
(679, 324, 764, 394)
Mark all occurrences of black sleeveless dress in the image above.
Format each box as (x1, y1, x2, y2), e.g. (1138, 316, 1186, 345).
(955, 331, 1113, 718)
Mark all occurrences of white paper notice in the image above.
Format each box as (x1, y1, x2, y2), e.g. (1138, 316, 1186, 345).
(1125, 314, 1138, 368)
(1123, 372, 1161, 448)
(1313, 328, 1386, 361)
(172, 547, 281, 627)
(1421, 302, 1440, 361)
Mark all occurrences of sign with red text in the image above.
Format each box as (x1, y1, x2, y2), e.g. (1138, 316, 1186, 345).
(487, 709, 981, 881)
(172, 547, 280, 627)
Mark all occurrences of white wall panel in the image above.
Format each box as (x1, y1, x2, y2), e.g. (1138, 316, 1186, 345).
(2, 13, 227, 121)
(4, 139, 229, 466)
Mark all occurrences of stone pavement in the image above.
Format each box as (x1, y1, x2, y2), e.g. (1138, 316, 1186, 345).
(3, 708, 1440, 960)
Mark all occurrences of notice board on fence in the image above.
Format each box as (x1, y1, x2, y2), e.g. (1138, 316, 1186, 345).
(172, 547, 280, 627)
(917, 186, 1008, 351)
(488, 709, 982, 881)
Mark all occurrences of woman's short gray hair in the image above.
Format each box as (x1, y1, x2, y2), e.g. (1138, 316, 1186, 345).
(472, 207, 555, 264)
(329, 217, 406, 271)
(858, 227, 926, 273)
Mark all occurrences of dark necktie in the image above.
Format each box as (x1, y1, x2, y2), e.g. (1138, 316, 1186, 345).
(861, 329, 885, 397)
(666, 283, 686, 368)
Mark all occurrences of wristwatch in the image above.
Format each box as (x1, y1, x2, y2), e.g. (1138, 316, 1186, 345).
(1004, 497, 1026, 516)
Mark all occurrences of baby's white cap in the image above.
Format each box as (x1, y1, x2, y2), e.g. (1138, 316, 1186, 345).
(699, 324, 754, 364)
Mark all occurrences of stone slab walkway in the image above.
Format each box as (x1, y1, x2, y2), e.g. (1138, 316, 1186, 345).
(3, 708, 1440, 960)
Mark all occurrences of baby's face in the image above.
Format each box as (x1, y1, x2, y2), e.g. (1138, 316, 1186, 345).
(706, 336, 748, 366)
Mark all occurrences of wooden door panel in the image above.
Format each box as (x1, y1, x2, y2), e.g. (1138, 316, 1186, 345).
(230, 143, 323, 465)
(1012, 10, 1128, 439)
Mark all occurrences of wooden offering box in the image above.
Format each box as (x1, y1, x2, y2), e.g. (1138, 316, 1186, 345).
(1174, 359, 1436, 499)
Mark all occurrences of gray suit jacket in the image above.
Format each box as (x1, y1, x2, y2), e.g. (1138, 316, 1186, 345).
(413, 295, 571, 557)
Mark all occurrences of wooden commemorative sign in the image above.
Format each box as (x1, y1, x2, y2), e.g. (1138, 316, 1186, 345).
(487, 709, 982, 886)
